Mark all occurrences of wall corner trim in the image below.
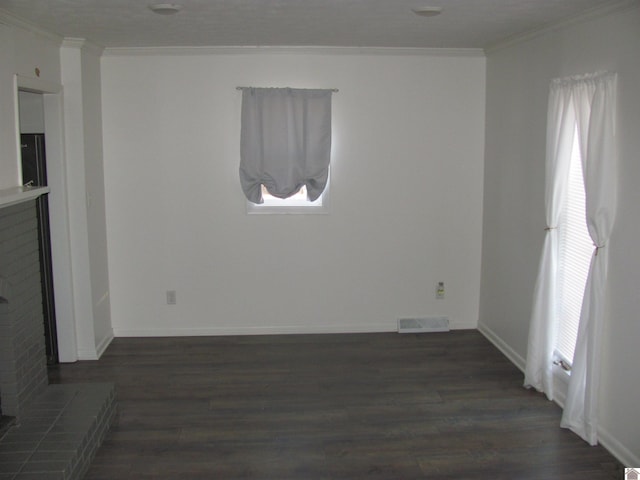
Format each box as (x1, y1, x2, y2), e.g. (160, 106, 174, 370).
(62, 37, 105, 56)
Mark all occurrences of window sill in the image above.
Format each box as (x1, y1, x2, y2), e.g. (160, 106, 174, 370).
(246, 203, 329, 215)
(246, 184, 330, 215)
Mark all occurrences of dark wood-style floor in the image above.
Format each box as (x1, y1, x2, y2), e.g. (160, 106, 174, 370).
(48, 331, 623, 479)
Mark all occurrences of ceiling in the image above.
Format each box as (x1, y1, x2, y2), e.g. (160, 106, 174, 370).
(0, 0, 616, 49)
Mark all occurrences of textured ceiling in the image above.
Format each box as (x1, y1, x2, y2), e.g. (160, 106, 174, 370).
(0, 0, 617, 49)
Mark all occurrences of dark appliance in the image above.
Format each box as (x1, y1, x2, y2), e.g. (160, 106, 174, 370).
(21, 133, 58, 364)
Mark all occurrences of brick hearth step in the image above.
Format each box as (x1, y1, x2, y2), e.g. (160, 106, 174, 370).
(0, 382, 116, 480)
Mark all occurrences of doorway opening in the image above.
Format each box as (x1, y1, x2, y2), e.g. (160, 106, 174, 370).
(18, 91, 58, 364)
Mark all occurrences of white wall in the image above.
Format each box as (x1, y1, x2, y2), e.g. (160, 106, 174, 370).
(1, 21, 112, 362)
(479, 3, 640, 465)
(81, 46, 113, 356)
(0, 23, 60, 188)
(0, 23, 81, 363)
(61, 40, 113, 360)
(101, 50, 486, 337)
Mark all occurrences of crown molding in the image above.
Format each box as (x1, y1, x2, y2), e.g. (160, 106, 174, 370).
(61, 37, 85, 49)
(62, 37, 105, 56)
(0, 8, 63, 45)
(103, 45, 485, 58)
(485, 0, 639, 54)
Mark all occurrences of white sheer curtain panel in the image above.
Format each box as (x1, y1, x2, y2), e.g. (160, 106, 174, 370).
(524, 71, 617, 446)
(560, 72, 617, 445)
(523, 81, 575, 399)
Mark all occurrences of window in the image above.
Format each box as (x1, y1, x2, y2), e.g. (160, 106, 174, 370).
(239, 87, 334, 214)
(246, 175, 330, 215)
(524, 71, 616, 445)
(555, 126, 592, 367)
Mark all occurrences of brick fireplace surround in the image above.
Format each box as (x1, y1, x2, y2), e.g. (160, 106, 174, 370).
(0, 193, 116, 480)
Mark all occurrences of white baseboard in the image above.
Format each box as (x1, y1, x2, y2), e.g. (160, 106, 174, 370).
(76, 347, 98, 361)
(114, 324, 395, 337)
(113, 321, 477, 338)
(75, 331, 114, 361)
(477, 321, 526, 372)
(478, 321, 639, 467)
(95, 331, 114, 359)
(598, 426, 640, 467)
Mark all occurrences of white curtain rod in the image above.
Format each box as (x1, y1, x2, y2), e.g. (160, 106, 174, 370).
(236, 86, 338, 92)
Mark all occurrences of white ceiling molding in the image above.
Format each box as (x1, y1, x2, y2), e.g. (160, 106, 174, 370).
(62, 37, 105, 56)
(485, 0, 638, 54)
(61, 37, 86, 49)
(102, 45, 485, 58)
(0, 8, 62, 45)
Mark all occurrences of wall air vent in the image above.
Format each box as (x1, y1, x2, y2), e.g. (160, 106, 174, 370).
(398, 316, 449, 333)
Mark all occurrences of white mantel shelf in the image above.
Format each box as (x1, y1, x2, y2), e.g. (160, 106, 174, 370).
(0, 186, 50, 210)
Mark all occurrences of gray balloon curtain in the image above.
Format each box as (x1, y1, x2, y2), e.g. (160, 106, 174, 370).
(238, 87, 334, 205)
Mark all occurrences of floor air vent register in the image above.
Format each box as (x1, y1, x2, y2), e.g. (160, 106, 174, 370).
(397, 316, 450, 333)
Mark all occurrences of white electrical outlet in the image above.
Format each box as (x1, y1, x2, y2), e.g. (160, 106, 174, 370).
(166, 290, 176, 305)
(436, 281, 445, 299)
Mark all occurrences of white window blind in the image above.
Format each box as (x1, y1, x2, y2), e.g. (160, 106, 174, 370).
(555, 127, 593, 365)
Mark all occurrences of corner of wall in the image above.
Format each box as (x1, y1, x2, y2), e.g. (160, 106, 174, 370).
(477, 321, 526, 373)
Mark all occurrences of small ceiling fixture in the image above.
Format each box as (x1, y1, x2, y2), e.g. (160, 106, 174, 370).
(412, 6, 443, 17)
(149, 3, 183, 15)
